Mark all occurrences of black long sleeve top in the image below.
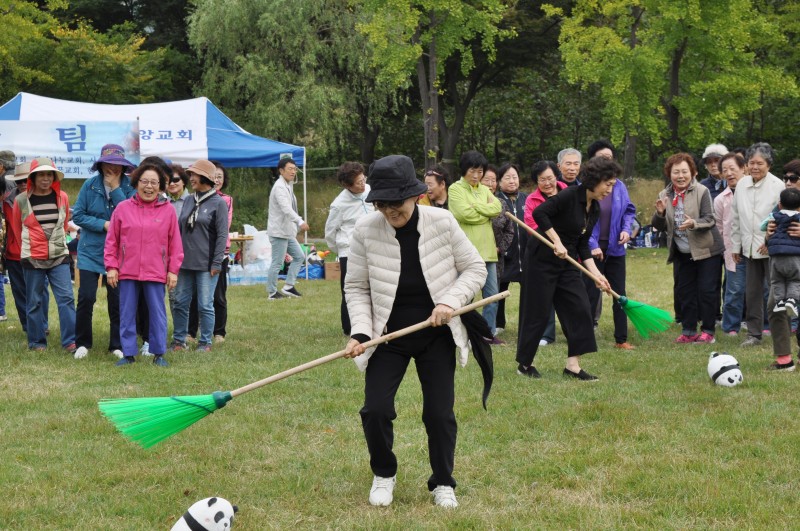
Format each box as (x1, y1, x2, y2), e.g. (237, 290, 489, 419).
(532, 185, 600, 261)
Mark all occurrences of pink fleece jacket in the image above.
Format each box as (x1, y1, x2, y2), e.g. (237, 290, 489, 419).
(105, 194, 184, 283)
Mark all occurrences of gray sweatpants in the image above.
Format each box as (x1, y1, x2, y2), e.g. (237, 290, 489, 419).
(770, 255, 800, 303)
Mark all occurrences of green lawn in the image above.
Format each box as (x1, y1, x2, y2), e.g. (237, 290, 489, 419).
(3, 249, 800, 529)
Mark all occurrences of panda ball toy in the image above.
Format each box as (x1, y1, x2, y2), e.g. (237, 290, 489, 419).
(707, 352, 743, 387)
(171, 497, 238, 531)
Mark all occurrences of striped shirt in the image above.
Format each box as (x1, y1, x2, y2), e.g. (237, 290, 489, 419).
(28, 191, 59, 239)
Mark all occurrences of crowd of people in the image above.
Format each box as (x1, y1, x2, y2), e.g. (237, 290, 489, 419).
(0, 145, 234, 365)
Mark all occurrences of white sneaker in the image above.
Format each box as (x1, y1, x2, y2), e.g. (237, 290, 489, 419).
(368, 475, 396, 506)
(140, 341, 153, 357)
(538, 339, 550, 347)
(496, 327, 504, 334)
(0, 315, 7, 322)
(432, 485, 458, 508)
(73, 346, 89, 360)
(111, 349, 124, 359)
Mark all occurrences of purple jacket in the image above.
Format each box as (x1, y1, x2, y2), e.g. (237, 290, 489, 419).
(105, 194, 184, 283)
(588, 180, 636, 257)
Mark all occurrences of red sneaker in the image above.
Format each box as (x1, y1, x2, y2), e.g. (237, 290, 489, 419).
(674, 334, 699, 344)
(694, 332, 716, 344)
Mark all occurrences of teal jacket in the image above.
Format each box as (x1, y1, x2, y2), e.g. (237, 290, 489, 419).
(448, 178, 502, 262)
(71, 173, 135, 274)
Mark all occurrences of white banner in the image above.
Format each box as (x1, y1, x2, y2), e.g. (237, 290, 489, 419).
(0, 121, 140, 178)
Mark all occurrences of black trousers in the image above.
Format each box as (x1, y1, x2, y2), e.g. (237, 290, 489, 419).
(516, 242, 597, 366)
(360, 330, 457, 491)
(76, 269, 120, 351)
(339, 257, 350, 335)
(189, 257, 229, 337)
(673, 252, 721, 335)
(496, 281, 514, 330)
(584, 253, 628, 344)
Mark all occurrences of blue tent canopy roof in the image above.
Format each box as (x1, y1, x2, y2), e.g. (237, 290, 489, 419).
(0, 92, 305, 168)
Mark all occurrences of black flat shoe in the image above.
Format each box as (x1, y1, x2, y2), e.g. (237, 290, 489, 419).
(517, 364, 541, 378)
(563, 368, 598, 381)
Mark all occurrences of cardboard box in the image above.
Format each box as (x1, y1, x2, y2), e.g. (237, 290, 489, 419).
(324, 262, 341, 281)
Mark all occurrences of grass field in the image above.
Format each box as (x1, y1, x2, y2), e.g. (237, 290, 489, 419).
(3, 247, 800, 529)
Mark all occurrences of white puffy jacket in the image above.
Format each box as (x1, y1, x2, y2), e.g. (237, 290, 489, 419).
(324, 184, 373, 258)
(345, 206, 487, 371)
(267, 177, 304, 238)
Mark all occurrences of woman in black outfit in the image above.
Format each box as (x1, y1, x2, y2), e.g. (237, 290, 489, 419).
(516, 157, 620, 381)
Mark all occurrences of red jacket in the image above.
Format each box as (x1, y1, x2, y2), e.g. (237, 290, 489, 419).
(104, 194, 183, 283)
(12, 180, 70, 262)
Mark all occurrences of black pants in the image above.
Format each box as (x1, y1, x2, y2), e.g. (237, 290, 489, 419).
(339, 257, 350, 335)
(360, 330, 457, 491)
(516, 242, 596, 366)
(189, 257, 229, 338)
(496, 281, 514, 330)
(584, 253, 629, 344)
(673, 252, 720, 335)
(76, 269, 120, 351)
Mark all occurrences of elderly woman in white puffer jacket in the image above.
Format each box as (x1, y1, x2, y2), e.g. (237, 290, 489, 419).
(344, 155, 486, 510)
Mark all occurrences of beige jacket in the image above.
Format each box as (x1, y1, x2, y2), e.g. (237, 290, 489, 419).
(651, 179, 723, 262)
(345, 206, 487, 371)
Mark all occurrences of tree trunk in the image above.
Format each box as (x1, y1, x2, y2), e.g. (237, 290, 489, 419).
(416, 18, 439, 168)
(439, 61, 486, 174)
(623, 131, 637, 180)
(664, 37, 688, 151)
(622, 6, 644, 179)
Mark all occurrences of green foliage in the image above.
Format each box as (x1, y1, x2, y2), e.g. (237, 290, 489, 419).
(358, 0, 515, 88)
(0, 0, 171, 104)
(549, 0, 798, 156)
(188, 0, 401, 163)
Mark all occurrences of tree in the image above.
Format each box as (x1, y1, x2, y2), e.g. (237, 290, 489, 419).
(546, 0, 798, 177)
(1, 0, 170, 104)
(188, 0, 401, 164)
(358, 0, 515, 167)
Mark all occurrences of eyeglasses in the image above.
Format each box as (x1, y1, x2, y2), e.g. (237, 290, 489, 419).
(139, 180, 160, 188)
(169, 177, 182, 183)
(785, 174, 799, 183)
(425, 170, 442, 177)
(374, 200, 405, 210)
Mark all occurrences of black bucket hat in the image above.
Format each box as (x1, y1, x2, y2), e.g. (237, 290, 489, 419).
(365, 155, 427, 203)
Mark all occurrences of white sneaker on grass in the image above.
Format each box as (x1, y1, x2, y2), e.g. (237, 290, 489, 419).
(73, 346, 89, 360)
(369, 475, 396, 506)
(140, 341, 153, 357)
(111, 349, 124, 359)
(432, 485, 458, 508)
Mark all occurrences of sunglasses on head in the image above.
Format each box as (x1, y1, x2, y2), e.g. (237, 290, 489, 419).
(784, 174, 799, 183)
(374, 199, 405, 210)
(425, 170, 442, 177)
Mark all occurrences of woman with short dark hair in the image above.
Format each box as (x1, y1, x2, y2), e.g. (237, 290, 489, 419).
(653, 153, 724, 344)
(516, 157, 617, 381)
(105, 163, 183, 366)
(324, 161, 373, 335)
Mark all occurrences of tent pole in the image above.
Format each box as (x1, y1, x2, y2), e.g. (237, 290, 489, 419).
(303, 150, 308, 280)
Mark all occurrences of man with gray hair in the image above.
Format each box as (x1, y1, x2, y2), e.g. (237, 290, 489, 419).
(0, 150, 17, 322)
(557, 148, 582, 186)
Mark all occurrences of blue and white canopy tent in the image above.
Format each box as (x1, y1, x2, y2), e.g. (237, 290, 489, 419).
(0, 92, 311, 277)
(0, 92, 305, 168)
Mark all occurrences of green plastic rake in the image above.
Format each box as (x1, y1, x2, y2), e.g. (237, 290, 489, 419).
(506, 212, 672, 339)
(98, 291, 510, 449)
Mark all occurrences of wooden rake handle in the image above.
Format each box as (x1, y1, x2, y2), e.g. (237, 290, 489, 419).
(504, 212, 620, 300)
(230, 290, 511, 397)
